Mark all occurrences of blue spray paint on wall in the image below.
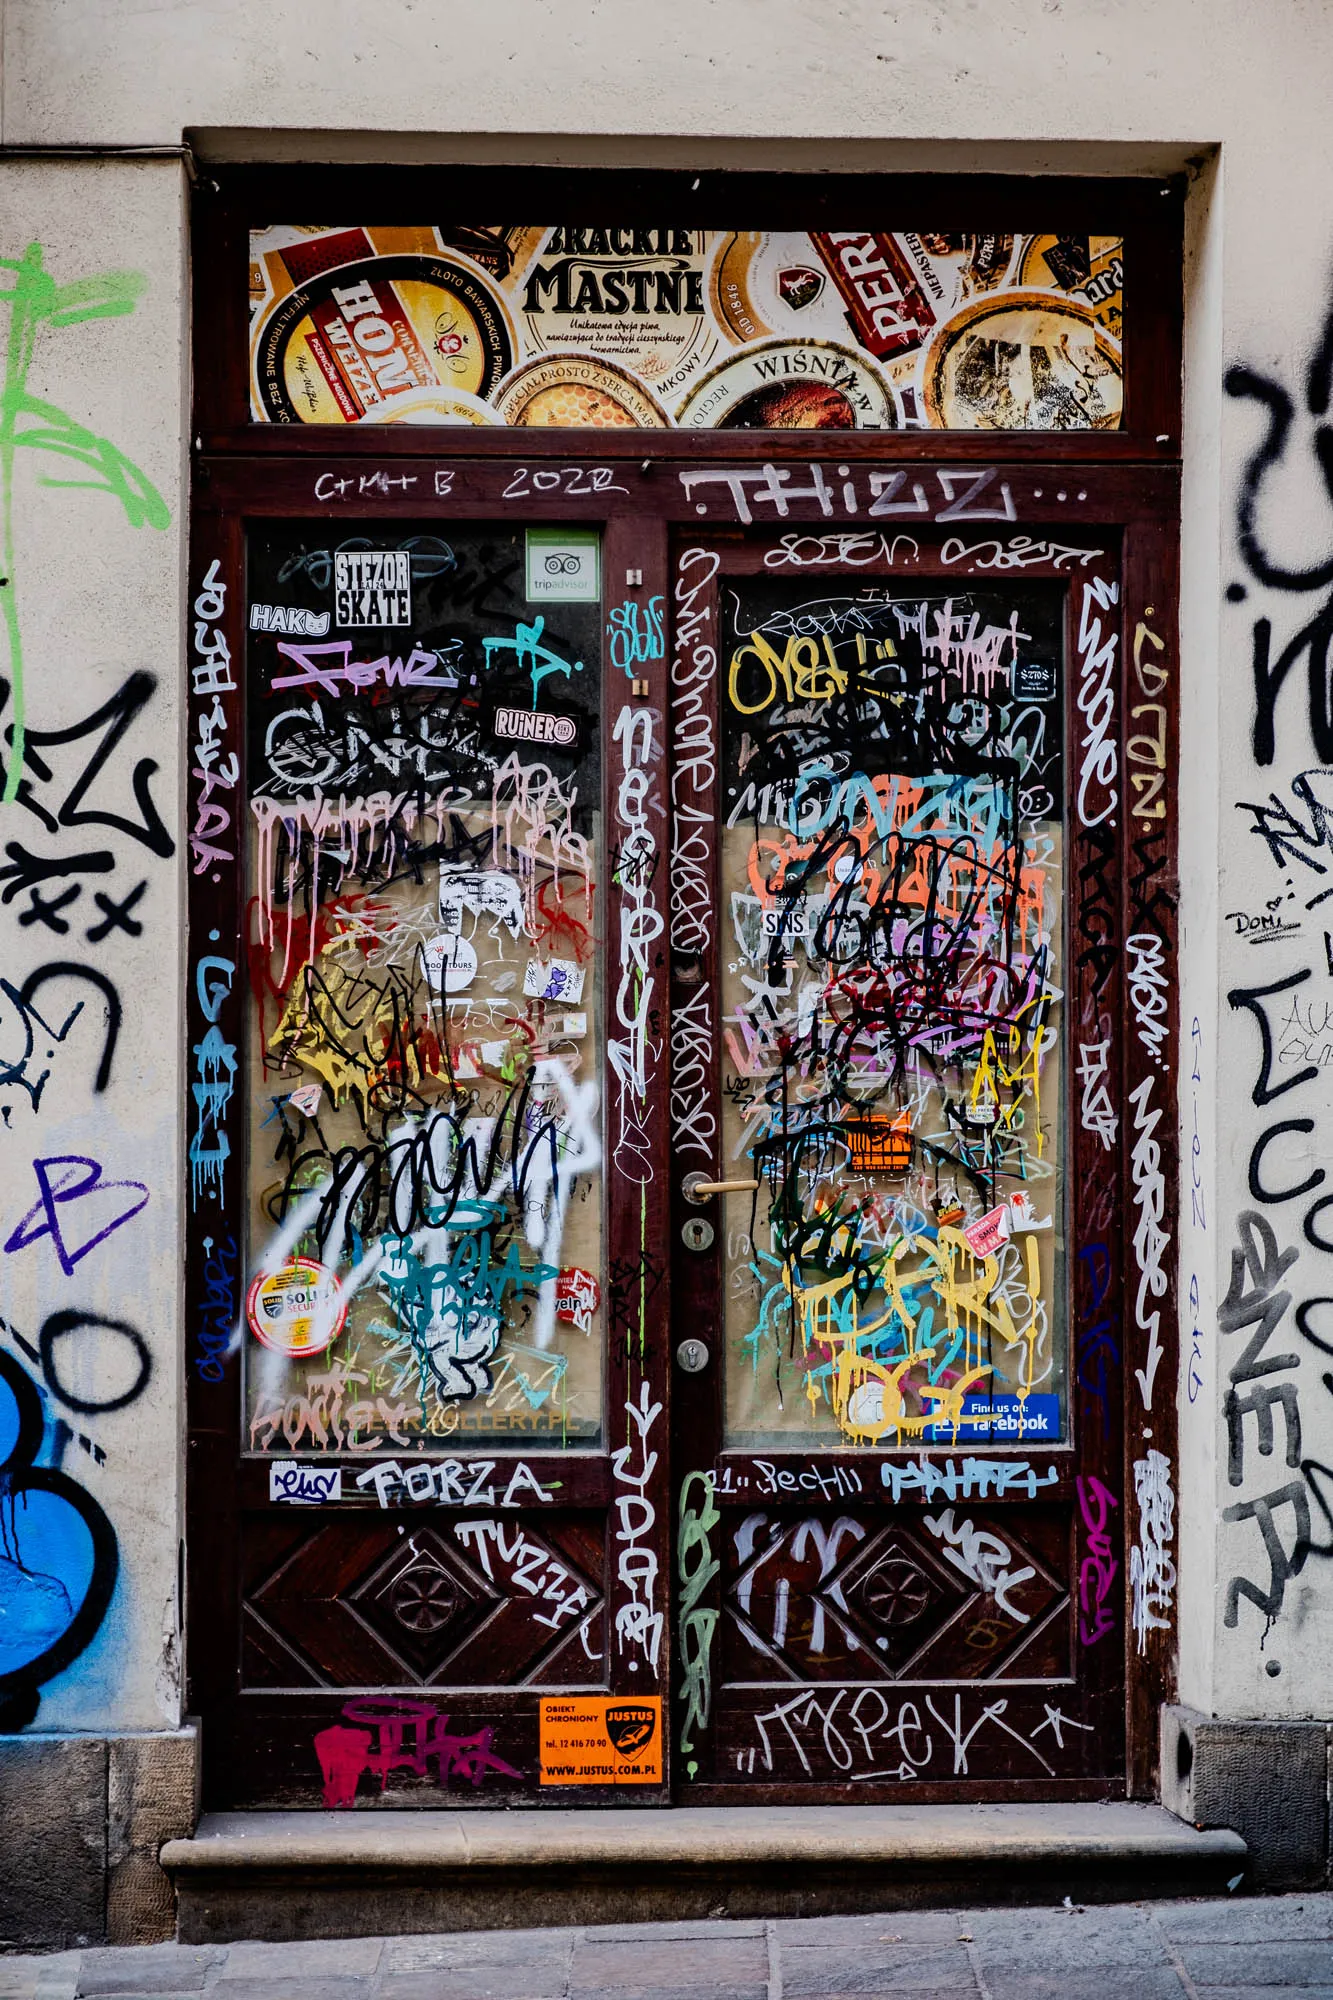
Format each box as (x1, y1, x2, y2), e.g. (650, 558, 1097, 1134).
(0, 1347, 117, 1729)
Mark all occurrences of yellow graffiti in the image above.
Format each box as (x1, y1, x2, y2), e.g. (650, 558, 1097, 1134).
(729, 631, 857, 714)
(784, 1261, 994, 1446)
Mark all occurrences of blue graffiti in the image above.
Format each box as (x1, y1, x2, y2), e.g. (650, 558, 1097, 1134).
(4, 1155, 149, 1275)
(608, 596, 665, 676)
(196, 1231, 238, 1381)
(482, 616, 584, 707)
(0, 1347, 117, 1729)
(190, 955, 236, 1206)
(377, 1204, 557, 1403)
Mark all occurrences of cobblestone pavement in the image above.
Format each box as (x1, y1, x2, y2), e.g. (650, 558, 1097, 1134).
(2, 1895, 1332, 2000)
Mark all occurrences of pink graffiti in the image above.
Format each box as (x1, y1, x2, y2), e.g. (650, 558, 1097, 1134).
(1075, 1474, 1120, 1646)
(313, 1697, 523, 1806)
(271, 640, 456, 694)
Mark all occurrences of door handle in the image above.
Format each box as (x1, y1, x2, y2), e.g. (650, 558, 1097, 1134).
(682, 1171, 760, 1204)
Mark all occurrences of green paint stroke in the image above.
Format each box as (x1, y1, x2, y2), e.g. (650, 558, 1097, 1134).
(0, 241, 170, 802)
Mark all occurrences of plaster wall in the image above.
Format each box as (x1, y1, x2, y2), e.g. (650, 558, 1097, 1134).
(0, 159, 187, 1733)
(2, 0, 1332, 1736)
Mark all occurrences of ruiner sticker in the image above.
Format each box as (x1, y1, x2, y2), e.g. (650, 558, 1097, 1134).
(250, 226, 1123, 431)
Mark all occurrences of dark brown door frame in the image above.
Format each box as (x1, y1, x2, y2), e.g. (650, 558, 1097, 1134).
(186, 166, 1182, 1807)
(666, 519, 1178, 1802)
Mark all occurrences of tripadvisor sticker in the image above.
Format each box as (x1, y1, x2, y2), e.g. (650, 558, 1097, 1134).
(539, 1696, 662, 1785)
(246, 1258, 347, 1358)
(526, 528, 600, 603)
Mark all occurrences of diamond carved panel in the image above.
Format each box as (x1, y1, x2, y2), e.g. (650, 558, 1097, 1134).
(724, 1510, 1067, 1687)
(349, 1530, 498, 1678)
(242, 1513, 605, 1692)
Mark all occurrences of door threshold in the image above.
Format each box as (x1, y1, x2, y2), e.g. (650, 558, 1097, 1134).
(162, 1801, 1246, 1943)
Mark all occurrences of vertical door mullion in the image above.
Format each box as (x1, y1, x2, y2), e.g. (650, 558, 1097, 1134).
(1119, 520, 1182, 1795)
(601, 514, 674, 1792)
(1067, 540, 1133, 1785)
(667, 536, 727, 1790)
(183, 506, 247, 1789)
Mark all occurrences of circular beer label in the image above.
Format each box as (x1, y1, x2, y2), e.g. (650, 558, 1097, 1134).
(252, 253, 515, 424)
(370, 385, 504, 425)
(675, 338, 901, 430)
(1017, 234, 1124, 342)
(710, 232, 826, 346)
(922, 290, 1122, 430)
(246, 1258, 347, 1357)
(492, 353, 670, 428)
(517, 226, 717, 401)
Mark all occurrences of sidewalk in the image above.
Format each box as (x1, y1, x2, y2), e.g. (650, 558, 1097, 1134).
(2, 1894, 1331, 2000)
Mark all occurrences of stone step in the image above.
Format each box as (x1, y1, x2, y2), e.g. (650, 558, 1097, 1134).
(162, 1802, 1247, 1943)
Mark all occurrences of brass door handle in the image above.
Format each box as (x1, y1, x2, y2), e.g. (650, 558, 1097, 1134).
(682, 1171, 760, 1204)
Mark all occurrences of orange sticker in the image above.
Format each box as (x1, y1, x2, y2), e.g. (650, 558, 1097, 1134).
(847, 1109, 912, 1172)
(539, 1696, 662, 1785)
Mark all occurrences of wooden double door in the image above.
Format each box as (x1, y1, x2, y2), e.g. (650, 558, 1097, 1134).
(186, 466, 1175, 1809)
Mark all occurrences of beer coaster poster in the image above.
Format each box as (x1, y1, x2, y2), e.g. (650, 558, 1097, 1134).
(539, 1695, 663, 1785)
(251, 226, 1123, 431)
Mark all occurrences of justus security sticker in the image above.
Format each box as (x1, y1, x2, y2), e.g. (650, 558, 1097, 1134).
(539, 1696, 662, 1785)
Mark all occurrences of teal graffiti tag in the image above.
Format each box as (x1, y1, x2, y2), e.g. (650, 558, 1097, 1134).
(0, 242, 170, 802)
(482, 615, 584, 708)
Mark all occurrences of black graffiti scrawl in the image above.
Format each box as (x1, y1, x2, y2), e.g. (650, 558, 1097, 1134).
(1224, 285, 1333, 1646)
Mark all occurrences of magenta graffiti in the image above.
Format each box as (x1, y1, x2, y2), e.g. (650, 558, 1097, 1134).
(1075, 1474, 1120, 1645)
(4, 1155, 149, 1274)
(313, 1697, 523, 1806)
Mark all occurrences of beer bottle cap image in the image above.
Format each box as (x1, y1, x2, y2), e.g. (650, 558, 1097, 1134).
(251, 228, 515, 423)
(922, 291, 1122, 429)
(492, 353, 670, 427)
(246, 1258, 348, 1357)
(676, 338, 901, 429)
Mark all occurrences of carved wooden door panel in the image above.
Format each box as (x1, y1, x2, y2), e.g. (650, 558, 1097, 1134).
(669, 530, 1138, 1800)
(187, 512, 671, 1807)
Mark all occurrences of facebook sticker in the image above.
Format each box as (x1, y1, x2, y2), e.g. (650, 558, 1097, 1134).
(921, 1394, 1061, 1443)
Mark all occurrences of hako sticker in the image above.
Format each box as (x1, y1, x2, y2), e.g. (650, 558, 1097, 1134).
(247, 1258, 347, 1358)
(675, 338, 900, 430)
(523, 957, 585, 1003)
